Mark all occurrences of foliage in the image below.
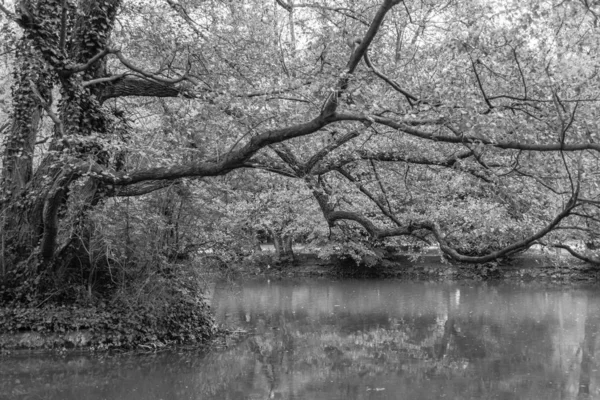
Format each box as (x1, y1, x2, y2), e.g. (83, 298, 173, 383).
(0, 261, 215, 349)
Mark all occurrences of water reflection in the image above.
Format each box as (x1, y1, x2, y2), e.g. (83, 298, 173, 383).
(1, 280, 600, 400)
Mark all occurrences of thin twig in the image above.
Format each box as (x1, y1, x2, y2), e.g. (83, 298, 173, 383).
(512, 47, 527, 99)
(471, 56, 493, 111)
(364, 51, 420, 105)
(114, 50, 190, 84)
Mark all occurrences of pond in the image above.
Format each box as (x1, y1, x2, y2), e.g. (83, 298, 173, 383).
(1, 279, 600, 400)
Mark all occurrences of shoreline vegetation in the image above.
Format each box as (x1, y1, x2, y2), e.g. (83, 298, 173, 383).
(1, 248, 598, 353)
(251, 247, 600, 281)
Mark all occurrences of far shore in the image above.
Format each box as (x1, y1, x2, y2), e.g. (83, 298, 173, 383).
(231, 245, 599, 282)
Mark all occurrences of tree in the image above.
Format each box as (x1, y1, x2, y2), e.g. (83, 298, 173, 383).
(1, 0, 599, 304)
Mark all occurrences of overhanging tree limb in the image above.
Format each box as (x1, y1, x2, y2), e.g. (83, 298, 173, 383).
(320, 0, 401, 117)
(552, 244, 600, 266)
(313, 177, 581, 263)
(334, 113, 600, 152)
(313, 149, 473, 175)
(94, 116, 330, 185)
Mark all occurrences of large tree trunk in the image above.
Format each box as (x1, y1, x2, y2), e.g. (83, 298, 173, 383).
(1, 33, 53, 274)
(1, 0, 121, 299)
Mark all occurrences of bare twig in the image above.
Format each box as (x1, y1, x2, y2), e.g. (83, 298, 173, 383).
(364, 51, 420, 105)
(471, 56, 493, 111)
(292, 3, 369, 25)
(512, 48, 528, 99)
(304, 128, 364, 173)
(371, 159, 394, 212)
(336, 166, 405, 228)
(113, 50, 190, 84)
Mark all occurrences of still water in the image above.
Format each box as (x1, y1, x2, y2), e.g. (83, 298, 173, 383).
(1, 279, 600, 400)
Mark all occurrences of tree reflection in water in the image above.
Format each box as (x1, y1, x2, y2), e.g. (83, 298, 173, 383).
(1, 280, 599, 400)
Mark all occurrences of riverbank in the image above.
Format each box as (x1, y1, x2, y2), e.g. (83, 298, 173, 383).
(234, 250, 600, 282)
(0, 296, 217, 352)
(2, 250, 598, 352)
